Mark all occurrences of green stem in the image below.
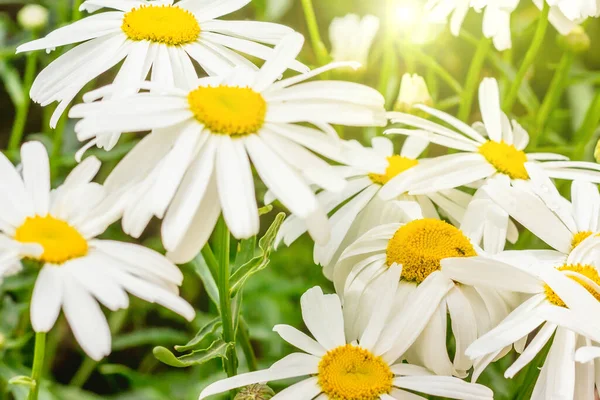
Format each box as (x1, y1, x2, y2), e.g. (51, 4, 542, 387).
(574, 91, 600, 160)
(409, 44, 463, 94)
(237, 318, 257, 372)
(8, 49, 38, 152)
(532, 52, 575, 147)
(69, 310, 128, 387)
(503, 2, 550, 111)
(27, 332, 46, 400)
(377, 0, 397, 105)
(300, 0, 329, 67)
(72, 0, 84, 21)
(458, 38, 491, 122)
(215, 217, 237, 377)
(201, 244, 219, 280)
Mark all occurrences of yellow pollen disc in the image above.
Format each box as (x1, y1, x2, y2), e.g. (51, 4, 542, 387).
(318, 344, 393, 400)
(15, 215, 88, 264)
(386, 219, 476, 284)
(545, 264, 600, 307)
(369, 155, 419, 185)
(478, 141, 529, 180)
(188, 86, 267, 136)
(572, 231, 593, 250)
(122, 5, 200, 46)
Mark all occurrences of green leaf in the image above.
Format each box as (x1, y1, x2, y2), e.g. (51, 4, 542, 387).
(0, 60, 23, 106)
(8, 376, 34, 388)
(174, 318, 221, 352)
(112, 328, 189, 351)
(191, 253, 219, 307)
(153, 339, 233, 368)
(229, 212, 285, 297)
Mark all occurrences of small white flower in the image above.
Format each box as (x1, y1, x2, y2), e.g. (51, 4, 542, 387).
(0, 142, 194, 361)
(199, 266, 493, 400)
(395, 73, 433, 113)
(462, 240, 600, 397)
(16, 0, 306, 148)
(332, 214, 517, 378)
(69, 34, 387, 264)
(277, 136, 474, 274)
(17, 4, 49, 31)
(383, 78, 600, 253)
(329, 14, 379, 66)
(425, 0, 584, 50)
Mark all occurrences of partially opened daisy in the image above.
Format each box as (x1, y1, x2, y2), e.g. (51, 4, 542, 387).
(333, 213, 516, 378)
(382, 77, 600, 252)
(277, 136, 474, 275)
(69, 33, 387, 264)
(199, 266, 493, 400)
(16, 0, 306, 146)
(425, 0, 581, 50)
(460, 238, 600, 398)
(0, 142, 194, 361)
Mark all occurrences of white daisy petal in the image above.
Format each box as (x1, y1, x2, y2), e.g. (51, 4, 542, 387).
(393, 376, 493, 400)
(215, 136, 259, 239)
(21, 141, 51, 216)
(30, 265, 64, 332)
(300, 287, 346, 350)
(273, 325, 326, 357)
(505, 322, 557, 378)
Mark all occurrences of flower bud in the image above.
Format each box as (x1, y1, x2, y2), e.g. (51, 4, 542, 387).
(234, 384, 275, 400)
(17, 4, 49, 31)
(558, 26, 590, 54)
(394, 73, 433, 114)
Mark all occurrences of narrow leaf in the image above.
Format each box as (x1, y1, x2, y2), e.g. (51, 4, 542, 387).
(174, 318, 221, 352)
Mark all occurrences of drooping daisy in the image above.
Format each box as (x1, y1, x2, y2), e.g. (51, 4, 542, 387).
(425, 0, 581, 50)
(333, 213, 517, 378)
(382, 77, 600, 252)
(0, 141, 195, 361)
(199, 266, 494, 400)
(69, 33, 387, 264)
(16, 0, 306, 147)
(461, 238, 600, 398)
(277, 136, 475, 275)
(329, 14, 379, 66)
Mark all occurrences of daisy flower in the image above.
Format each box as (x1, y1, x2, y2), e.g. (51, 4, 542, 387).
(199, 265, 494, 400)
(460, 238, 600, 398)
(332, 213, 517, 378)
(425, 0, 581, 50)
(277, 136, 474, 276)
(382, 77, 600, 253)
(69, 33, 387, 264)
(16, 0, 306, 147)
(329, 14, 379, 66)
(483, 167, 600, 256)
(0, 141, 195, 361)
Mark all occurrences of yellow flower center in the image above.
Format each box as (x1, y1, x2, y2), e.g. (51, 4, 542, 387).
(122, 5, 200, 46)
(15, 215, 88, 264)
(572, 231, 593, 250)
(386, 219, 476, 283)
(318, 344, 393, 400)
(478, 141, 529, 180)
(369, 155, 419, 185)
(188, 86, 267, 136)
(545, 264, 600, 308)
